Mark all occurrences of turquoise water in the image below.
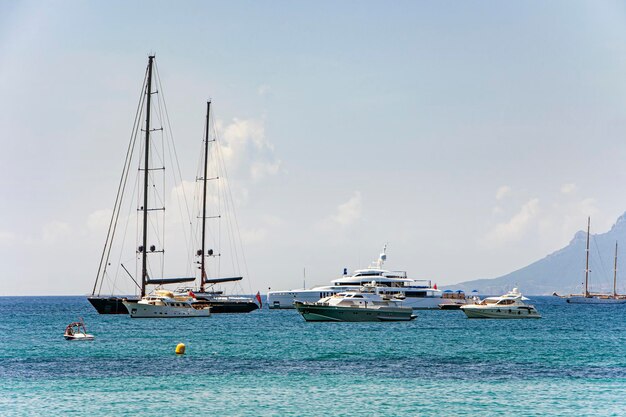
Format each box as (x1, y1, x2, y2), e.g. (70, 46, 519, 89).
(1, 296, 625, 416)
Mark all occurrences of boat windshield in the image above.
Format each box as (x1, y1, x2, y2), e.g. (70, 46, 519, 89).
(496, 299, 515, 305)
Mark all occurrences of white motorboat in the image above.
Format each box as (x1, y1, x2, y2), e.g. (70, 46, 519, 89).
(460, 288, 541, 319)
(268, 246, 449, 310)
(64, 320, 95, 341)
(294, 284, 416, 322)
(123, 290, 211, 318)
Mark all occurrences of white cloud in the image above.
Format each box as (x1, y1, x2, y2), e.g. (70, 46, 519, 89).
(560, 183, 577, 194)
(240, 228, 268, 244)
(42, 221, 71, 244)
(332, 192, 362, 227)
(257, 84, 271, 96)
(250, 161, 281, 181)
(0, 231, 16, 245)
(495, 185, 511, 201)
(216, 117, 281, 181)
(483, 198, 539, 245)
(318, 192, 363, 231)
(87, 209, 113, 232)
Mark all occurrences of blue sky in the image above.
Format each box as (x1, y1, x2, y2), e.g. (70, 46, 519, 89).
(2, 1, 626, 295)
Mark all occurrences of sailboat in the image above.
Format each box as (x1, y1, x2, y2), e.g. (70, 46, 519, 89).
(172, 101, 259, 313)
(566, 217, 626, 304)
(88, 55, 200, 314)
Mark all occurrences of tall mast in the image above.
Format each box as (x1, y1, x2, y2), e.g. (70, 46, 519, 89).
(199, 101, 211, 292)
(141, 55, 155, 297)
(614, 241, 618, 298)
(584, 216, 590, 298)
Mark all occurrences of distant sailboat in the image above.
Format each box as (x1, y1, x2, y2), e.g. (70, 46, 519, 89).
(88, 55, 197, 314)
(565, 217, 626, 304)
(172, 101, 258, 313)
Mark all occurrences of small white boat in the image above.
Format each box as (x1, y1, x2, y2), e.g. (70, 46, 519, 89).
(294, 283, 416, 322)
(460, 288, 541, 319)
(64, 320, 95, 340)
(123, 290, 211, 318)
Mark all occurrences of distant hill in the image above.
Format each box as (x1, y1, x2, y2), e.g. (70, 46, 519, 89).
(445, 213, 626, 295)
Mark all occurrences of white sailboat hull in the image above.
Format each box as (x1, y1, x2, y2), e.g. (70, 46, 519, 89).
(565, 295, 626, 304)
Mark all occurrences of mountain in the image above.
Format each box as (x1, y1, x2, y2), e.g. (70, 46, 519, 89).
(446, 213, 626, 295)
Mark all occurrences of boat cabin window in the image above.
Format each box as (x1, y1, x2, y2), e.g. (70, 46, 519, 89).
(405, 291, 426, 298)
(352, 295, 364, 298)
(497, 299, 515, 305)
(354, 271, 383, 277)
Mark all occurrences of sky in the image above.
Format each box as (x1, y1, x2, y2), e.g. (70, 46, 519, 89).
(3, 1, 626, 295)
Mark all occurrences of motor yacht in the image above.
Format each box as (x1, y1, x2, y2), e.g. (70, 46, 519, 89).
(460, 288, 541, 319)
(294, 284, 416, 322)
(268, 247, 450, 309)
(123, 290, 211, 318)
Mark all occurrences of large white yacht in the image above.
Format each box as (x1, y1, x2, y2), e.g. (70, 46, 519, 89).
(267, 247, 450, 310)
(123, 290, 212, 318)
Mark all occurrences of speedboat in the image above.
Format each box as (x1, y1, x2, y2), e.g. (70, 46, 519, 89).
(460, 288, 541, 319)
(294, 283, 416, 322)
(268, 246, 449, 309)
(64, 320, 95, 340)
(123, 290, 211, 318)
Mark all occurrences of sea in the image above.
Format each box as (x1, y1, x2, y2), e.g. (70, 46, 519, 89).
(0, 296, 625, 416)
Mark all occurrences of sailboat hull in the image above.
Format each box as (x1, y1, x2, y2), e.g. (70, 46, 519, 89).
(204, 301, 259, 313)
(566, 296, 626, 304)
(88, 296, 137, 314)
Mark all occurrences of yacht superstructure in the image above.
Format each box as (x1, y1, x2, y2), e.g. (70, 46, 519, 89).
(123, 290, 211, 318)
(268, 247, 449, 310)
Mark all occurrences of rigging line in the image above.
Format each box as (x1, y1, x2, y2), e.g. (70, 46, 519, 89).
(96, 72, 148, 295)
(214, 122, 253, 294)
(145, 75, 166, 271)
(591, 236, 608, 288)
(112, 169, 140, 296)
(101, 80, 146, 295)
(109, 131, 143, 296)
(154, 62, 194, 251)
